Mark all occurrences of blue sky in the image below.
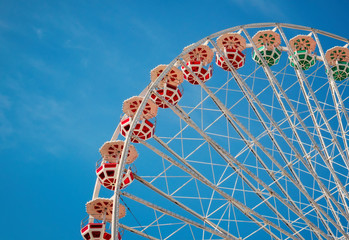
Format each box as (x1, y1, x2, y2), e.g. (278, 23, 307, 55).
(1, 0, 349, 239)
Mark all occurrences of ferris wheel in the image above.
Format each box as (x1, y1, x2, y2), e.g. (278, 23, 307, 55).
(80, 23, 349, 240)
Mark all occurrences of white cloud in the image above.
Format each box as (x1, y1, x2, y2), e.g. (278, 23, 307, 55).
(229, 0, 288, 19)
(0, 111, 14, 146)
(0, 76, 73, 154)
(0, 20, 10, 30)
(0, 94, 11, 109)
(33, 27, 43, 39)
(0, 94, 13, 137)
(129, 18, 161, 43)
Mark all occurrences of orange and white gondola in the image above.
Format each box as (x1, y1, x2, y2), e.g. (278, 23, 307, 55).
(82, 198, 125, 240)
(122, 96, 158, 120)
(252, 30, 282, 66)
(215, 33, 246, 71)
(181, 44, 214, 85)
(150, 83, 182, 108)
(325, 46, 349, 81)
(99, 140, 138, 164)
(86, 198, 126, 223)
(120, 117, 155, 143)
(120, 96, 157, 143)
(150, 64, 183, 88)
(80, 222, 121, 240)
(96, 163, 135, 191)
(288, 35, 317, 70)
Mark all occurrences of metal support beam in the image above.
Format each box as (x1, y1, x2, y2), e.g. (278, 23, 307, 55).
(119, 223, 159, 240)
(111, 58, 179, 240)
(210, 36, 343, 237)
(278, 25, 349, 213)
(140, 137, 291, 239)
(121, 192, 235, 239)
(134, 173, 239, 240)
(179, 58, 320, 239)
(241, 26, 349, 236)
(312, 30, 349, 162)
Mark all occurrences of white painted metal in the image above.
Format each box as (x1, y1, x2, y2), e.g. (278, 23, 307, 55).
(119, 223, 160, 240)
(211, 36, 346, 237)
(121, 192, 235, 239)
(243, 27, 349, 236)
(133, 173, 238, 239)
(86, 23, 349, 240)
(139, 137, 295, 240)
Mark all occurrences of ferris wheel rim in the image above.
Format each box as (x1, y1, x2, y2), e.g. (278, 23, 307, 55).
(85, 23, 349, 240)
(117, 23, 349, 239)
(110, 22, 349, 144)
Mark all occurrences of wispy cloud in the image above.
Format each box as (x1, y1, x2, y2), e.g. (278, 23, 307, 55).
(26, 56, 65, 77)
(129, 18, 162, 43)
(33, 27, 43, 39)
(229, 0, 288, 19)
(0, 94, 11, 109)
(0, 74, 74, 155)
(0, 94, 14, 145)
(0, 20, 10, 30)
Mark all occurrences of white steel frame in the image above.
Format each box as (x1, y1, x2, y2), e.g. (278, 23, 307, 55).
(87, 23, 349, 240)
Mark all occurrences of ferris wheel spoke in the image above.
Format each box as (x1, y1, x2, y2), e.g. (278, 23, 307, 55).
(121, 191, 236, 240)
(139, 137, 298, 240)
(276, 26, 349, 213)
(133, 173, 239, 239)
(210, 37, 346, 237)
(241, 27, 349, 232)
(237, 28, 348, 231)
(143, 139, 303, 239)
(312, 31, 349, 161)
(163, 223, 188, 240)
(280, 34, 348, 169)
(287, 182, 349, 238)
(209, 38, 308, 176)
(168, 98, 334, 238)
(161, 34, 346, 238)
(178, 57, 330, 239)
(119, 223, 160, 240)
(142, 138, 304, 239)
(224, 33, 344, 236)
(82, 24, 349, 240)
(164, 70, 258, 147)
(288, 31, 349, 208)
